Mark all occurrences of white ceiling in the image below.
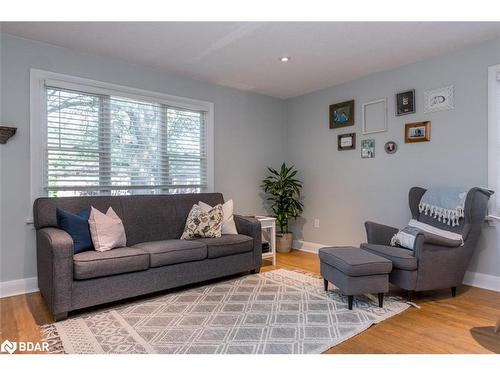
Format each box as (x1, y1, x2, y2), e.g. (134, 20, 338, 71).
(2, 22, 500, 98)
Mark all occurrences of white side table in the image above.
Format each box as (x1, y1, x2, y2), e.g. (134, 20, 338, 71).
(255, 216, 276, 266)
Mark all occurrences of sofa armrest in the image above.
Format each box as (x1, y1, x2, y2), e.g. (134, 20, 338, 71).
(364, 221, 399, 246)
(36, 227, 74, 316)
(234, 215, 262, 270)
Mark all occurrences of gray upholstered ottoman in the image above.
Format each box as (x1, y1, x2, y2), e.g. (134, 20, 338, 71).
(319, 246, 392, 310)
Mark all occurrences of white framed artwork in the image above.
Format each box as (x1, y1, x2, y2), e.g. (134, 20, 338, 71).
(424, 85, 454, 113)
(362, 98, 387, 135)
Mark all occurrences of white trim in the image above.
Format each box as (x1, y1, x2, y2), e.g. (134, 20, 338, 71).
(488, 64, 500, 216)
(463, 271, 500, 292)
(29, 68, 215, 210)
(0, 277, 39, 298)
(293, 239, 327, 253)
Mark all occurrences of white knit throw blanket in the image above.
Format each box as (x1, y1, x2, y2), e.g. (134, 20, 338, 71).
(418, 189, 467, 227)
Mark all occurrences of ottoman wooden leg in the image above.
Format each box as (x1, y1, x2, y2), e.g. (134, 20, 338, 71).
(324, 279, 328, 291)
(348, 295, 353, 310)
(378, 293, 384, 308)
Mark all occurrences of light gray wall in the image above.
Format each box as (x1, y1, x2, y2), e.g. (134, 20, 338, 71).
(1, 32, 499, 284)
(0, 34, 286, 282)
(286, 37, 500, 277)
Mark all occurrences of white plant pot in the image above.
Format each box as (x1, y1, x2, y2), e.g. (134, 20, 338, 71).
(276, 233, 293, 253)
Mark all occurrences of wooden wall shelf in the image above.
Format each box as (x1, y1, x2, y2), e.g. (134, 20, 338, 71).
(0, 126, 17, 144)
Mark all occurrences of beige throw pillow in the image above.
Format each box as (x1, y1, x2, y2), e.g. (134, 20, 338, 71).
(181, 204, 224, 239)
(88, 206, 127, 251)
(198, 199, 238, 234)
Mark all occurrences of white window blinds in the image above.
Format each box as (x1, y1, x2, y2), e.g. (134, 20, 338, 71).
(46, 86, 207, 196)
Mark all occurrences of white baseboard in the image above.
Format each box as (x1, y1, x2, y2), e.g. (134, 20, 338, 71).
(463, 271, 500, 292)
(0, 263, 498, 300)
(293, 240, 500, 292)
(0, 277, 39, 298)
(292, 240, 327, 253)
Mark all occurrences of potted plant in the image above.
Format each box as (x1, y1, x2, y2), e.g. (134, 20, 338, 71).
(261, 163, 304, 253)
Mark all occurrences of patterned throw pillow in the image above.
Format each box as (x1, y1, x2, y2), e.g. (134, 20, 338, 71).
(181, 204, 224, 239)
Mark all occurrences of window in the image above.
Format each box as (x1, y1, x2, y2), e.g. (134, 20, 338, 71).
(30, 70, 213, 200)
(488, 64, 500, 216)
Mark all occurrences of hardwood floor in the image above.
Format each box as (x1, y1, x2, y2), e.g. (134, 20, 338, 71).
(1, 250, 499, 354)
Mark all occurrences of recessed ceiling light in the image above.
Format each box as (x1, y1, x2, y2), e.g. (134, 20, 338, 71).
(280, 56, 290, 62)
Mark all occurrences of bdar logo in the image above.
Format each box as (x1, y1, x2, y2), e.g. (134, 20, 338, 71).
(1, 339, 17, 354)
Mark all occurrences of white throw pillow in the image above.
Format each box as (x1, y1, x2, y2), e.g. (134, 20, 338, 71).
(88, 206, 127, 252)
(198, 199, 238, 234)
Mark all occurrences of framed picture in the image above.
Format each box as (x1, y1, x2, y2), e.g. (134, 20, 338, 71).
(361, 139, 375, 158)
(424, 85, 454, 113)
(362, 98, 387, 134)
(384, 141, 398, 154)
(405, 121, 431, 143)
(396, 90, 415, 116)
(338, 133, 356, 151)
(330, 100, 354, 128)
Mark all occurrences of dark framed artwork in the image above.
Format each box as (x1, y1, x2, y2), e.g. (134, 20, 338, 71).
(396, 90, 415, 116)
(405, 121, 431, 143)
(330, 100, 355, 128)
(338, 133, 356, 151)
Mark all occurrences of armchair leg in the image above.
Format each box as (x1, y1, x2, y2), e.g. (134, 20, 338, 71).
(324, 279, 328, 291)
(250, 268, 260, 274)
(406, 290, 413, 302)
(348, 295, 353, 310)
(451, 286, 457, 297)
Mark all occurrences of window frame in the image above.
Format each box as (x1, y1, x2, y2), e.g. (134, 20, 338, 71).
(488, 63, 500, 218)
(30, 69, 214, 206)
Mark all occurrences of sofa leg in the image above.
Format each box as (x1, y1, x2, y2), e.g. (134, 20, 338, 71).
(451, 286, 457, 297)
(324, 279, 328, 291)
(407, 290, 413, 302)
(250, 268, 260, 274)
(53, 312, 68, 321)
(378, 293, 384, 308)
(348, 295, 353, 310)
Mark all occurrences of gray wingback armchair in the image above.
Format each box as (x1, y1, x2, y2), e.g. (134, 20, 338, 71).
(360, 186, 493, 300)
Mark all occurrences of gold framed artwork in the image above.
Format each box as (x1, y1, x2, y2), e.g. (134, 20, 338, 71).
(405, 121, 431, 143)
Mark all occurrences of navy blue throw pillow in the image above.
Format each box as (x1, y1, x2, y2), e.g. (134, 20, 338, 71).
(56, 208, 93, 254)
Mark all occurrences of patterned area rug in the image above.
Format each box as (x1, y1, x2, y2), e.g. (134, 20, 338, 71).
(41, 269, 410, 354)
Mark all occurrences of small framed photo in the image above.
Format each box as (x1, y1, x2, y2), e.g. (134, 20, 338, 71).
(405, 121, 431, 143)
(330, 100, 355, 129)
(384, 141, 398, 154)
(338, 133, 356, 151)
(361, 139, 375, 158)
(424, 85, 454, 113)
(396, 89, 415, 116)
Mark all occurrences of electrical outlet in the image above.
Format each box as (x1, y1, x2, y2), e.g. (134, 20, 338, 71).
(313, 219, 320, 228)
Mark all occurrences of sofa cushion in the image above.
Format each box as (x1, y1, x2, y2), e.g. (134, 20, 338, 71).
(360, 243, 417, 271)
(132, 240, 207, 267)
(197, 234, 253, 259)
(73, 248, 149, 280)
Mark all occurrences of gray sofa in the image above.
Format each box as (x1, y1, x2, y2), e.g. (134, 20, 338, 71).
(33, 193, 262, 320)
(361, 186, 492, 300)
